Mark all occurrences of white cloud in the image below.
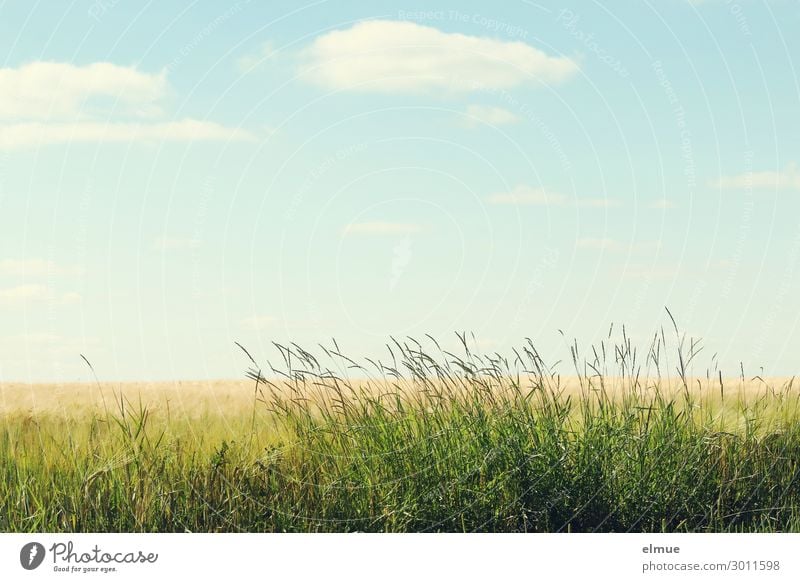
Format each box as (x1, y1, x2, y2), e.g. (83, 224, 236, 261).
(0, 284, 81, 306)
(463, 105, 520, 127)
(2, 333, 64, 345)
(0, 61, 167, 121)
(576, 238, 622, 251)
(650, 198, 675, 209)
(0, 333, 98, 364)
(0, 259, 71, 277)
(237, 42, 277, 73)
(152, 236, 201, 251)
(301, 19, 577, 94)
(713, 162, 800, 191)
(0, 119, 255, 150)
(576, 238, 661, 254)
(342, 221, 422, 236)
(61, 292, 82, 304)
(0, 284, 51, 304)
(488, 185, 621, 208)
(621, 264, 681, 281)
(242, 315, 275, 331)
(488, 185, 566, 206)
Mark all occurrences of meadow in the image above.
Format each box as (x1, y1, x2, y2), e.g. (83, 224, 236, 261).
(2, 326, 800, 532)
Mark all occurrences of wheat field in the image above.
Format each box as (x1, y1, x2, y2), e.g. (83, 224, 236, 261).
(2, 333, 800, 532)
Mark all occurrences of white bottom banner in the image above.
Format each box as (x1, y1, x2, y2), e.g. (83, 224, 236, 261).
(1, 533, 797, 581)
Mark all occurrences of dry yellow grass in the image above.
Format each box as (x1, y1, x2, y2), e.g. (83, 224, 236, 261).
(0, 380, 254, 419)
(2, 375, 796, 428)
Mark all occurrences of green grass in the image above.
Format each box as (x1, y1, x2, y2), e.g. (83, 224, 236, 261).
(2, 328, 800, 532)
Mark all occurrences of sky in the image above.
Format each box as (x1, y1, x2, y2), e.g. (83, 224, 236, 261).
(0, 0, 798, 382)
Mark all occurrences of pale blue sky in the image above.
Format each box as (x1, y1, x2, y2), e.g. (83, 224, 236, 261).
(0, 0, 798, 381)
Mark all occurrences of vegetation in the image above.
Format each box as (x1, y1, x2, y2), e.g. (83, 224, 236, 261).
(2, 320, 800, 532)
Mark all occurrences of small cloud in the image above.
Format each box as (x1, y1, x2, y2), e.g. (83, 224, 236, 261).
(463, 105, 520, 127)
(621, 264, 681, 281)
(576, 238, 622, 251)
(0, 258, 79, 277)
(650, 198, 675, 209)
(488, 185, 617, 207)
(242, 315, 275, 331)
(712, 162, 800, 191)
(342, 221, 422, 236)
(0, 333, 99, 360)
(488, 185, 566, 206)
(0, 284, 81, 306)
(0, 284, 50, 304)
(0, 259, 53, 276)
(472, 338, 499, 351)
(576, 238, 661, 253)
(152, 236, 201, 251)
(300, 19, 577, 94)
(61, 292, 82, 304)
(237, 41, 277, 73)
(13, 333, 64, 345)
